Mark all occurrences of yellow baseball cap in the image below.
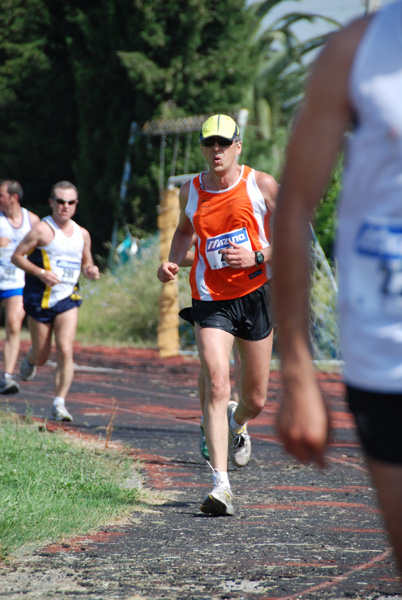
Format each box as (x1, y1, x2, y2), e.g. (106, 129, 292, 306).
(199, 114, 240, 143)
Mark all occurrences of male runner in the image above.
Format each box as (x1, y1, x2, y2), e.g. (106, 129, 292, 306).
(0, 180, 39, 394)
(158, 114, 277, 515)
(273, 1, 402, 575)
(12, 181, 99, 421)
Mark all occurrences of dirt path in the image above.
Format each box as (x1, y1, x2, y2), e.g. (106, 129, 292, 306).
(0, 343, 401, 599)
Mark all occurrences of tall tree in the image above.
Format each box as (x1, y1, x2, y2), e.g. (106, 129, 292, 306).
(118, 0, 256, 236)
(0, 0, 340, 256)
(0, 0, 76, 213)
(0, 0, 256, 255)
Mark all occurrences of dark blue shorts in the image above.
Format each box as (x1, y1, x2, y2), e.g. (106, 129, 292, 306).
(346, 385, 402, 465)
(192, 282, 273, 341)
(0, 288, 23, 300)
(24, 295, 82, 323)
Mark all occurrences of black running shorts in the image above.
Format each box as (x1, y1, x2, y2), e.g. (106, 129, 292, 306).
(191, 281, 273, 341)
(346, 385, 402, 465)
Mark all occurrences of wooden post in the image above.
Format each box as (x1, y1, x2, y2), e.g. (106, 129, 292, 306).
(157, 187, 180, 357)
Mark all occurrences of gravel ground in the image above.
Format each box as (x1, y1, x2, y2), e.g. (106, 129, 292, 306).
(0, 343, 401, 600)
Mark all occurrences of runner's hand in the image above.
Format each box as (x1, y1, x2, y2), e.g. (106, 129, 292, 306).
(84, 265, 100, 280)
(276, 380, 330, 468)
(220, 241, 255, 269)
(0, 237, 11, 247)
(158, 262, 179, 282)
(38, 269, 60, 287)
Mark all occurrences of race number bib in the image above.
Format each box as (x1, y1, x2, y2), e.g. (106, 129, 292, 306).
(0, 259, 17, 282)
(54, 259, 81, 284)
(205, 227, 252, 270)
(350, 216, 402, 314)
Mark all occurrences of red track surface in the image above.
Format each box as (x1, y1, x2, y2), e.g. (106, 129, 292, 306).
(1, 340, 401, 599)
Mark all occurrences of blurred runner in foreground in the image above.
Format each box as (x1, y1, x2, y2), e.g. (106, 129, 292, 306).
(273, 2, 402, 576)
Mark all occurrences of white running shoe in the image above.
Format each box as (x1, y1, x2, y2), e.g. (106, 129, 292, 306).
(227, 400, 251, 468)
(0, 377, 20, 395)
(51, 402, 73, 422)
(200, 485, 234, 516)
(20, 356, 36, 382)
(200, 468, 234, 516)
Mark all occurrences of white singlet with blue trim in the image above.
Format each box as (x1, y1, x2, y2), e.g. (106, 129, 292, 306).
(38, 217, 84, 308)
(337, 0, 402, 392)
(0, 208, 33, 291)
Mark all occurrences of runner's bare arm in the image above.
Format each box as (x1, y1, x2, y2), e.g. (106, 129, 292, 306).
(180, 233, 197, 267)
(11, 221, 60, 286)
(255, 170, 278, 215)
(272, 19, 369, 467)
(28, 211, 41, 227)
(81, 228, 100, 280)
(157, 181, 195, 282)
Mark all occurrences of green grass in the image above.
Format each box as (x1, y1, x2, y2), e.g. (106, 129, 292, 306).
(0, 411, 141, 561)
(76, 233, 195, 350)
(77, 237, 161, 346)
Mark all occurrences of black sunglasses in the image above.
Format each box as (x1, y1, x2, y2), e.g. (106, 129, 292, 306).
(54, 198, 77, 206)
(201, 136, 234, 148)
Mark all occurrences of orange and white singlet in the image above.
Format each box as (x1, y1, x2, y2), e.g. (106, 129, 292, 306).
(185, 165, 272, 301)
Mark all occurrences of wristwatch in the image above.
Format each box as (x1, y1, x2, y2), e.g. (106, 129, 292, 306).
(255, 250, 264, 266)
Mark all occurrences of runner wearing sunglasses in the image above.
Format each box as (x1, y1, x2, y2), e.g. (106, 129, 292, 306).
(158, 114, 278, 516)
(12, 180, 99, 421)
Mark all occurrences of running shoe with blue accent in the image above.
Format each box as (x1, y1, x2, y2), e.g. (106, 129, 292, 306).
(199, 423, 210, 461)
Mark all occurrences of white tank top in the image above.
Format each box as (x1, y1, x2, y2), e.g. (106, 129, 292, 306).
(39, 217, 84, 307)
(337, 0, 402, 391)
(0, 208, 33, 290)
